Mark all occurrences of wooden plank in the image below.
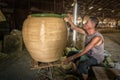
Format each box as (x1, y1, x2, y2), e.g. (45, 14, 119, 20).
(92, 67, 120, 80)
(105, 68, 120, 79)
(92, 67, 109, 80)
(109, 68, 120, 76)
(31, 60, 62, 70)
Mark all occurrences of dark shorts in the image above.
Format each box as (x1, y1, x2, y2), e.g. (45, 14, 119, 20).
(67, 51, 98, 74)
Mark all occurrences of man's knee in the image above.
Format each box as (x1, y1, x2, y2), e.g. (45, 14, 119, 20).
(78, 62, 89, 74)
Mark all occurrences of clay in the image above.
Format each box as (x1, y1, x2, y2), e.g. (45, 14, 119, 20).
(22, 14, 67, 62)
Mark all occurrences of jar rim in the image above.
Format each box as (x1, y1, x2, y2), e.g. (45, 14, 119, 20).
(30, 13, 66, 18)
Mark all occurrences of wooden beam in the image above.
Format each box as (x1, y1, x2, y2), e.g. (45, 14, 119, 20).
(92, 67, 120, 80)
(30, 60, 62, 70)
(92, 67, 109, 80)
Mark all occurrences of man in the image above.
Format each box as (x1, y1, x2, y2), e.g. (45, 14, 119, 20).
(64, 14, 104, 80)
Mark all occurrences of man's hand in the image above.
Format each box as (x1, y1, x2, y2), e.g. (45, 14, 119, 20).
(64, 56, 74, 65)
(64, 14, 86, 34)
(64, 14, 73, 22)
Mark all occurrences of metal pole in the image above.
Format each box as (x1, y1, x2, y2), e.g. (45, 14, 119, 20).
(73, 0, 78, 46)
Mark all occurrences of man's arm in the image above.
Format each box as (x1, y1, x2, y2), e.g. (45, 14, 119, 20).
(68, 20, 86, 34)
(64, 36, 102, 64)
(64, 14, 86, 34)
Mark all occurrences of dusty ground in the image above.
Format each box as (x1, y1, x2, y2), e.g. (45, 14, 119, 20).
(103, 33, 120, 62)
(0, 50, 38, 80)
(0, 32, 120, 80)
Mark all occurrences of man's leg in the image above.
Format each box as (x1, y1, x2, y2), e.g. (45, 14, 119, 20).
(82, 74, 88, 80)
(72, 62, 77, 71)
(67, 50, 80, 71)
(78, 56, 98, 80)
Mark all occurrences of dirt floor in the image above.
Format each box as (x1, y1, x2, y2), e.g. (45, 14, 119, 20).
(0, 32, 120, 80)
(103, 33, 120, 62)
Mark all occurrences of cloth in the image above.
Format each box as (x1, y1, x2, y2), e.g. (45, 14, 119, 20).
(85, 31, 104, 63)
(78, 55, 97, 74)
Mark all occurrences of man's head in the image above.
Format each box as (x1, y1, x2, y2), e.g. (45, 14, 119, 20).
(84, 16, 99, 30)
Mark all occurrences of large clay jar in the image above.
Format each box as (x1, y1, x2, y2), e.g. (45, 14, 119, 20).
(22, 14, 67, 62)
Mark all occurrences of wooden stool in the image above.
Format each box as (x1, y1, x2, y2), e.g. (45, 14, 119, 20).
(92, 66, 120, 80)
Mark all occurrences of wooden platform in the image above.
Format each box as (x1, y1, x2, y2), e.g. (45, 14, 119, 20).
(30, 60, 62, 70)
(92, 67, 120, 80)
